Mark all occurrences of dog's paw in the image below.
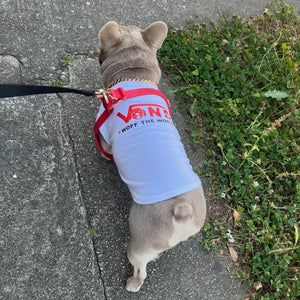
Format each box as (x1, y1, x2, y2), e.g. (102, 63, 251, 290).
(126, 276, 143, 292)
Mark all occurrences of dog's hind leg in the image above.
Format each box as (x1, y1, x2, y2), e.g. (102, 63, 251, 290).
(125, 202, 171, 292)
(126, 245, 160, 292)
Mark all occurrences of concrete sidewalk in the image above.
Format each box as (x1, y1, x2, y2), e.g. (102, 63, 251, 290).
(1, 1, 299, 299)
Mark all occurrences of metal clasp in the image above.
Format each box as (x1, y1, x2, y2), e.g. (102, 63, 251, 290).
(95, 89, 118, 103)
(95, 89, 120, 112)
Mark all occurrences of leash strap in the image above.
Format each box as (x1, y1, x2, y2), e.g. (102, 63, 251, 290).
(0, 84, 94, 98)
(94, 87, 171, 160)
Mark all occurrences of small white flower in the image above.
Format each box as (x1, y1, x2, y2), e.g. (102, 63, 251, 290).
(221, 192, 226, 199)
(226, 230, 235, 243)
(255, 196, 260, 201)
(253, 181, 259, 188)
(226, 57, 230, 63)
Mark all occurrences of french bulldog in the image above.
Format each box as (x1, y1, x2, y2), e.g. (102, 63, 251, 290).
(97, 21, 206, 292)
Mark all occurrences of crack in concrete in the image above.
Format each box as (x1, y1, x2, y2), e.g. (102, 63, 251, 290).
(60, 95, 108, 300)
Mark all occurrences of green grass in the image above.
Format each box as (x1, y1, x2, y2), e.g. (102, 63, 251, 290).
(159, 1, 299, 299)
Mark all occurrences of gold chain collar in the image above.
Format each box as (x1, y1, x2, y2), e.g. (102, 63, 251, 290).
(106, 78, 158, 89)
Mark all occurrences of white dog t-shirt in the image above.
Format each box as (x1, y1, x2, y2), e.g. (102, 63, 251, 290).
(96, 81, 201, 204)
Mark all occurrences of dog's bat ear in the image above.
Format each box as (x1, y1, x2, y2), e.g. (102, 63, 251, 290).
(141, 21, 168, 50)
(99, 21, 120, 50)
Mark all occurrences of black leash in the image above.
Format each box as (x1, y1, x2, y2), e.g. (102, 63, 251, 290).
(0, 84, 95, 98)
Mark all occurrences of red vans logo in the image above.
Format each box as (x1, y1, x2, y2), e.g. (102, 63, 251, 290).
(117, 103, 171, 124)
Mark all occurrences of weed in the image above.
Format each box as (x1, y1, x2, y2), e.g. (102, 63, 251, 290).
(88, 226, 99, 239)
(60, 53, 79, 67)
(159, 1, 299, 299)
(50, 78, 67, 87)
(77, 177, 86, 197)
(61, 52, 98, 67)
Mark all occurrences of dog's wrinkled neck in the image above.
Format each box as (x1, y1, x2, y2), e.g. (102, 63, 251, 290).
(100, 46, 161, 88)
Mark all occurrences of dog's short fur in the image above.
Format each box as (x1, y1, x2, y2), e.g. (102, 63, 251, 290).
(98, 21, 207, 292)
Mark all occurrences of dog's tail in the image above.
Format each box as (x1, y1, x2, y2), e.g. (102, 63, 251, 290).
(172, 202, 193, 223)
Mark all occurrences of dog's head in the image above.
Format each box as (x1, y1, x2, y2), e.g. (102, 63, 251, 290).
(98, 21, 168, 63)
(98, 21, 168, 87)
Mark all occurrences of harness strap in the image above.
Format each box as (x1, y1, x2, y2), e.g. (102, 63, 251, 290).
(94, 87, 171, 160)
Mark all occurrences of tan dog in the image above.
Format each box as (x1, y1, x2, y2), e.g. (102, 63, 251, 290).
(97, 21, 206, 292)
